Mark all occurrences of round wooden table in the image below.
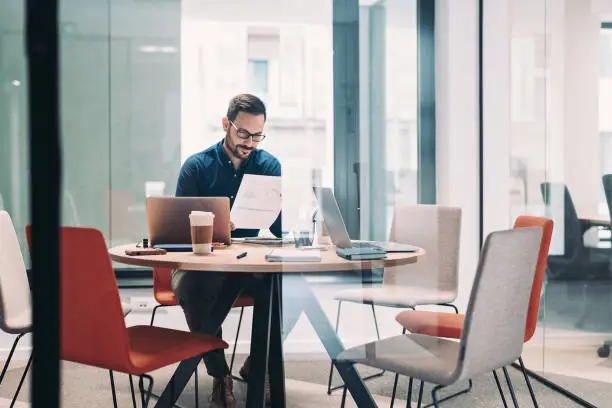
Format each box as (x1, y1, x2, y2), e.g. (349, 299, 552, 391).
(109, 242, 423, 408)
(109, 242, 422, 273)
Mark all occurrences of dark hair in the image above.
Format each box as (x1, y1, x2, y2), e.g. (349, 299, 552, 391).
(226, 94, 267, 121)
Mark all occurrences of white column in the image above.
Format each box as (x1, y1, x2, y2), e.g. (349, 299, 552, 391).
(482, 0, 512, 235)
(549, 0, 602, 218)
(435, 0, 480, 312)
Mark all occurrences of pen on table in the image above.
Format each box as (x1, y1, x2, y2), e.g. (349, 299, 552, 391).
(236, 251, 248, 259)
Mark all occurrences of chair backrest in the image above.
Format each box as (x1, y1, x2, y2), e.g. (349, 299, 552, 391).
(603, 175, 612, 224)
(513, 216, 553, 342)
(456, 227, 542, 381)
(540, 182, 582, 258)
(0, 211, 32, 333)
(27, 225, 132, 371)
(604, 175, 612, 275)
(153, 267, 174, 302)
(385, 205, 462, 294)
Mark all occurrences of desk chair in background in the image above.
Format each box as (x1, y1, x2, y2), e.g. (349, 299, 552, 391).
(149, 267, 254, 406)
(540, 182, 609, 281)
(327, 205, 462, 394)
(596, 174, 612, 358)
(337, 227, 543, 408)
(395, 216, 553, 407)
(56, 226, 228, 408)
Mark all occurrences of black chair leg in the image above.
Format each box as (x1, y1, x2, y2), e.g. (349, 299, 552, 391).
(503, 366, 519, 407)
(109, 370, 119, 408)
(406, 377, 414, 406)
(10, 353, 32, 408)
(149, 304, 163, 326)
(328, 302, 387, 394)
(431, 385, 445, 408)
(390, 373, 400, 408)
(493, 370, 509, 408)
(139, 374, 154, 408)
(0, 333, 26, 386)
(422, 379, 472, 408)
(340, 385, 348, 408)
(327, 301, 342, 394)
(415, 380, 425, 408)
(230, 306, 246, 383)
(510, 361, 597, 408)
(129, 375, 138, 408)
(147, 302, 198, 408)
(194, 366, 199, 407)
(518, 357, 539, 408)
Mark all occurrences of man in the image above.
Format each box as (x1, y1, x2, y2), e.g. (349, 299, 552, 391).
(172, 94, 296, 407)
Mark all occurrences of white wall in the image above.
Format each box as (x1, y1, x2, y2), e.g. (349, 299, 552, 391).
(435, 0, 480, 312)
(551, 0, 602, 219)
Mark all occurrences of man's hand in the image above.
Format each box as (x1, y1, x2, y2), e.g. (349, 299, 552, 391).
(230, 221, 237, 231)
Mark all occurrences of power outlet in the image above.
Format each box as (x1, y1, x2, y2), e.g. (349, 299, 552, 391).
(130, 297, 156, 312)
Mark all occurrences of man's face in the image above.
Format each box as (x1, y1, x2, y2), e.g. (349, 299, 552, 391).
(223, 112, 265, 161)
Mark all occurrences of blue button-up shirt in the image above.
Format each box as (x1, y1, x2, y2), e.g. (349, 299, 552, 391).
(176, 141, 282, 238)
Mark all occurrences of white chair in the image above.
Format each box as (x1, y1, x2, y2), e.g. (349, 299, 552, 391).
(0, 210, 33, 406)
(327, 205, 462, 393)
(336, 227, 543, 408)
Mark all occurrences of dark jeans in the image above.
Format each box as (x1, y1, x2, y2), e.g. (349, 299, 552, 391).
(171, 270, 302, 378)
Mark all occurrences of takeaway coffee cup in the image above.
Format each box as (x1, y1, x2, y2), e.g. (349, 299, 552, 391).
(189, 211, 214, 255)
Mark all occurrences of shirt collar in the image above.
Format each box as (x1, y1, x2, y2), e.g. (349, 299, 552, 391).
(217, 139, 255, 171)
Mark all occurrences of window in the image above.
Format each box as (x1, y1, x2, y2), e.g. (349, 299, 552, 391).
(248, 60, 269, 102)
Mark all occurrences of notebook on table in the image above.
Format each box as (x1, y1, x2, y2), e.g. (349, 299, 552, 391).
(265, 249, 322, 262)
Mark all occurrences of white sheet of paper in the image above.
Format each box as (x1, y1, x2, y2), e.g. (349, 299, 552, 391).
(230, 174, 282, 229)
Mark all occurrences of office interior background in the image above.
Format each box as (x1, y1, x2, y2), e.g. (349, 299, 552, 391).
(2, 0, 612, 406)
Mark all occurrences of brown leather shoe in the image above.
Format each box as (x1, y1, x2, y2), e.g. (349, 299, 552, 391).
(210, 376, 236, 408)
(239, 356, 271, 406)
(239, 356, 251, 380)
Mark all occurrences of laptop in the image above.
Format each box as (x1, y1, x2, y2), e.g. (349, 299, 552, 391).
(146, 196, 232, 251)
(312, 187, 418, 253)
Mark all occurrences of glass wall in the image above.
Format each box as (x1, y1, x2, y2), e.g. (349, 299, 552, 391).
(485, 0, 612, 402)
(0, 0, 424, 258)
(2, 0, 425, 404)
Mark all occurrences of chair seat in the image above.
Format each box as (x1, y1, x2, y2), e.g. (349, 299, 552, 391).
(125, 325, 228, 374)
(233, 295, 254, 308)
(336, 333, 461, 385)
(396, 310, 464, 339)
(154, 291, 254, 309)
(2, 310, 31, 334)
(154, 290, 179, 306)
(334, 287, 457, 308)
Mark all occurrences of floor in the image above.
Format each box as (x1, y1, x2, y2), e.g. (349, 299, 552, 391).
(1, 277, 612, 406)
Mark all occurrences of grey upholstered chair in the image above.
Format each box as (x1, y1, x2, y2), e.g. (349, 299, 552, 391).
(328, 205, 462, 393)
(336, 227, 542, 407)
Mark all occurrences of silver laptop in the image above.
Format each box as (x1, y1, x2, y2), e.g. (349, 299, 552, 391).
(312, 187, 418, 252)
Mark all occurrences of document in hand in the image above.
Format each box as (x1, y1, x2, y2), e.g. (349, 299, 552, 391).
(230, 174, 282, 229)
(265, 249, 322, 262)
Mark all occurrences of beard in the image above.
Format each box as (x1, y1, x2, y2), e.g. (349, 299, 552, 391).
(224, 130, 254, 160)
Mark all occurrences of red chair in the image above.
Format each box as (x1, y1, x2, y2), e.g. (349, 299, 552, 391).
(42, 226, 228, 407)
(394, 215, 553, 407)
(150, 267, 254, 385)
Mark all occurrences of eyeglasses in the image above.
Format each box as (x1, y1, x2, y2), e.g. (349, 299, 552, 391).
(229, 121, 266, 142)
